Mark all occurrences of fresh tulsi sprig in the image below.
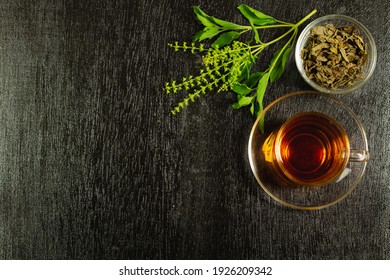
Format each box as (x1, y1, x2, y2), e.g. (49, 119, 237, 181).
(164, 5, 317, 120)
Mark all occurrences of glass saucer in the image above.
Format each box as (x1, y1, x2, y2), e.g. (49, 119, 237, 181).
(248, 91, 369, 210)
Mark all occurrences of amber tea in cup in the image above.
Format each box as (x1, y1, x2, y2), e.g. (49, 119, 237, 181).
(267, 112, 350, 186)
(249, 91, 369, 209)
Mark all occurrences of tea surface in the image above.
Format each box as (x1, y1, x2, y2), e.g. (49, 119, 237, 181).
(275, 112, 350, 186)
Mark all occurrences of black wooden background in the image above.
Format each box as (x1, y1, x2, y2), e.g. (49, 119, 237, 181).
(0, 0, 388, 259)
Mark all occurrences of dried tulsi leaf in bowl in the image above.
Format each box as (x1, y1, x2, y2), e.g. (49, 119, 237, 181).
(301, 24, 368, 89)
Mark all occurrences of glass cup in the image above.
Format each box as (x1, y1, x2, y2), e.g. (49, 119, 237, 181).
(248, 91, 369, 210)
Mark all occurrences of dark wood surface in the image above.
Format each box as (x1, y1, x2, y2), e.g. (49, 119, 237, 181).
(0, 0, 388, 259)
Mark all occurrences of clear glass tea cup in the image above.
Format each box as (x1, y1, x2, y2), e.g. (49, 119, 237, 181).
(248, 91, 369, 210)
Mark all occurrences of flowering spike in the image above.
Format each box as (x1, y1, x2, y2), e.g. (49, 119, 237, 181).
(174, 42, 180, 51)
(189, 93, 196, 102)
(191, 43, 196, 54)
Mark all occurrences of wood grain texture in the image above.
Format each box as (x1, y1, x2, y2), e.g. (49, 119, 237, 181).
(0, 0, 388, 259)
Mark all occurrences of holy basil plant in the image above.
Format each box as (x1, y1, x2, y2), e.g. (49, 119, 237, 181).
(164, 4, 317, 124)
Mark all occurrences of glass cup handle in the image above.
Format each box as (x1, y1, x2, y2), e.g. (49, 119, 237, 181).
(349, 149, 369, 162)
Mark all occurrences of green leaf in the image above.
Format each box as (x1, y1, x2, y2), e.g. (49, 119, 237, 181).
(198, 27, 220, 41)
(269, 46, 292, 82)
(232, 83, 253, 96)
(237, 4, 276, 26)
(250, 100, 255, 115)
(258, 112, 265, 133)
(255, 72, 269, 133)
(256, 72, 269, 115)
(193, 29, 205, 41)
(249, 22, 260, 43)
(237, 4, 276, 43)
(193, 6, 215, 27)
(245, 71, 264, 88)
(193, 6, 243, 30)
(232, 96, 254, 109)
(212, 17, 242, 29)
(212, 31, 240, 48)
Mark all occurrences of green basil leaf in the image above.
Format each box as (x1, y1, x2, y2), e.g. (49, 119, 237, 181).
(232, 96, 254, 109)
(193, 6, 242, 30)
(245, 71, 265, 88)
(269, 46, 292, 82)
(212, 17, 242, 29)
(256, 72, 269, 114)
(212, 31, 240, 48)
(249, 22, 260, 43)
(232, 83, 253, 96)
(237, 4, 276, 26)
(198, 26, 220, 41)
(193, 29, 205, 41)
(256, 72, 269, 133)
(258, 111, 265, 133)
(250, 100, 255, 115)
(193, 6, 215, 27)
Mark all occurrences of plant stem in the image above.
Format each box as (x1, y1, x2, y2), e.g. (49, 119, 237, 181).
(264, 9, 317, 46)
(241, 23, 294, 31)
(295, 9, 317, 27)
(268, 29, 297, 72)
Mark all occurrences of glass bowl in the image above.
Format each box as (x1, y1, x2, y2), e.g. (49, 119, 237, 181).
(295, 14, 377, 94)
(248, 91, 369, 210)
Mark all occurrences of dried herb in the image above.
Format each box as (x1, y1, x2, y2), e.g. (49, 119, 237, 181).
(301, 24, 367, 89)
